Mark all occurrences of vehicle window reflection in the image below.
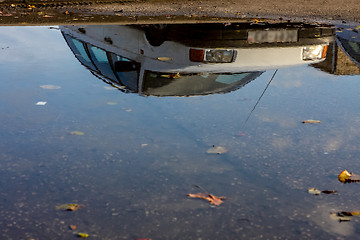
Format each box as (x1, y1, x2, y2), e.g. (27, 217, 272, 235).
(63, 34, 96, 71)
(142, 71, 263, 96)
(109, 53, 139, 92)
(87, 45, 118, 81)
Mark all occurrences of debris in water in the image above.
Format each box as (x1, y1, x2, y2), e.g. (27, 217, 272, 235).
(338, 170, 360, 183)
(308, 188, 337, 195)
(77, 232, 89, 238)
(56, 203, 83, 211)
(187, 192, 226, 206)
(36, 101, 47, 106)
(70, 131, 85, 136)
(330, 211, 360, 222)
(302, 120, 321, 124)
(69, 225, 77, 230)
(206, 145, 227, 154)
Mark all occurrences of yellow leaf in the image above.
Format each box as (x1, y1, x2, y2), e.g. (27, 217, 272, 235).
(157, 57, 172, 61)
(338, 170, 352, 183)
(77, 233, 89, 238)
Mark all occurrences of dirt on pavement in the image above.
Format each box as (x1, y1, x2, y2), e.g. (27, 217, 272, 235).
(0, 0, 359, 25)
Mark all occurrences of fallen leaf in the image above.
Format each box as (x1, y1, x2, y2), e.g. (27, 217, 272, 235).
(157, 57, 172, 61)
(70, 131, 85, 136)
(331, 211, 360, 222)
(69, 225, 77, 230)
(187, 192, 226, 206)
(338, 170, 360, 183)
(160, 73, 181, 79)
(77, 232, 89, 238)
(321, 190, 337, 194)
(302, 120, 321, 124)
(330, 212, 351, 222)
(308, 188, 337, 195)
(206, 145, 227, 154)
(308, 188, 321, 195)
(56, 203, 83, 211)
(40, 85, 61, 90)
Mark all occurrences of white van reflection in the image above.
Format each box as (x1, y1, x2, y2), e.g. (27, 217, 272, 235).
(60, 23, 333, 96)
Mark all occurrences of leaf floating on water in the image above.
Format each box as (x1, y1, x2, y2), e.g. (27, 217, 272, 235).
(70, 131, 85, 136)
(160, 73, 181, 79)
(308, 188, 321, 195)
(321, 190, 337, 194)
(330, 212, 352, 222)
(206, 145, 227, 154)
(331, 211, 360, 222)
(338, 170, 360, 183)
(77, 232, 89, 238)
(302, 120, 322, 124)
(157, 57, 172, 61)
(56, 203, 83, 211)
(40, 85, 61, 90)
(338, 170, 351, 182)
(308, 188, 337, 195)
(187, 192, 226, 206)
(69, 225, 77, 230)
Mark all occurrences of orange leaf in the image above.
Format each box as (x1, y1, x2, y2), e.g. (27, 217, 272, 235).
(69, 225, 77, 230)
(187, 192, 226, 206)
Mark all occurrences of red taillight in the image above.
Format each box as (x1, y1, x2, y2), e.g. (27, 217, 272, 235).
(189, 49, 204, 62)
(322, 45, 328, 58)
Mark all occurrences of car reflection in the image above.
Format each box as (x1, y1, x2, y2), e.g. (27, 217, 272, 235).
(60, 22, 334, 96)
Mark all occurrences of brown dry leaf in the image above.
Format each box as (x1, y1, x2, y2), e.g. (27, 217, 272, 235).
(187, 192, 226, 206)
(338, 170, 360, 183)
(302, 120, 322, 124)
(321, 190, 337, 194)
(69, 225, 77, 230)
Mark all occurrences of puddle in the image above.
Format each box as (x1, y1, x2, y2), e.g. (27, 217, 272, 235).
(0, 20, 360, 239)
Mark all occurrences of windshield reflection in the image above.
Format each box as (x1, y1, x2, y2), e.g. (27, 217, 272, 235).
(60, 21, 335, 96)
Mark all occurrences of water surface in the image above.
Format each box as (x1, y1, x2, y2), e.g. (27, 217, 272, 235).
(0, 22, 360, 239)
